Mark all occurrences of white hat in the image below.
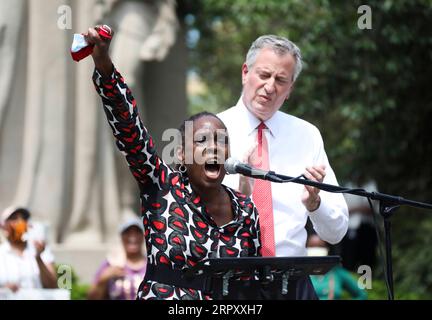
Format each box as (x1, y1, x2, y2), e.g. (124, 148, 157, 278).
(1, 206, 30, 226)
(118, 216, 144, 234)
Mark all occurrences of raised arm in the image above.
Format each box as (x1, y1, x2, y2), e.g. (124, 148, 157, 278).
(84, 26, 172, 193)
(34, 241, 57, 289)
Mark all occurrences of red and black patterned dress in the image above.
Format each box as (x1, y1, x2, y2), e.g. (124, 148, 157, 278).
(92, 67, 261, 300)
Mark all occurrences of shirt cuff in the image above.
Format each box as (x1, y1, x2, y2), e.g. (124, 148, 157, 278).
(307, 197, 332, 221)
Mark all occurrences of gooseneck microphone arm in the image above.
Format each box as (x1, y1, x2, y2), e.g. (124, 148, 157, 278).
(225, 157, 432, 210)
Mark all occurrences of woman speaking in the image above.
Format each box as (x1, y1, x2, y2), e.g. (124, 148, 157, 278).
(83, 25, 261, 300)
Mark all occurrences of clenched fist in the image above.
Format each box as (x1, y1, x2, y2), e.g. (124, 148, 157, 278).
(83, 25, 114, 77)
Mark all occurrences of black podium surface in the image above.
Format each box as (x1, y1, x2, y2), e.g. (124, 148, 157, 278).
(184, 256, 340, 300)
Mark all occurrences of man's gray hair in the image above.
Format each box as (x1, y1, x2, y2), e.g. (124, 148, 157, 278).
(245, 35, 303, 82)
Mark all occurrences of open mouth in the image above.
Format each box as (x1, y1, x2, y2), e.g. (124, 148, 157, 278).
(203, 159, 222, 180)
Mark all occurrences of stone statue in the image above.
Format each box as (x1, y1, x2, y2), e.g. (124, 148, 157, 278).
(0, 0, 186, 247)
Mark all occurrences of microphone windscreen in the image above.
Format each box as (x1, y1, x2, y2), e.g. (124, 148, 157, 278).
(224, 157, 240, 174)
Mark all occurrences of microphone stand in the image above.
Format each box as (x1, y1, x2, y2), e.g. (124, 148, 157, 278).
(260, 170, 432, 300)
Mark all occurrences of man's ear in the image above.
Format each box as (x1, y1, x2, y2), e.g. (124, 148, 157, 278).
(285, 82, 295, 101)
(241, 63, 249, 86)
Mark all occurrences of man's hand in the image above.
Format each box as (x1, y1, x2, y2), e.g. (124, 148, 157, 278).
(302, 165, 326, 212)
(83, 25, 114, 77)
(238, 141, 258, 196)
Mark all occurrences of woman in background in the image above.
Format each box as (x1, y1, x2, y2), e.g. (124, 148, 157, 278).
(88, 216, 147, 300)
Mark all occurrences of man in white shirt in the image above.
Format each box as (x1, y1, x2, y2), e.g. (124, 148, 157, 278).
(0, 207, 57, 292)
(218, 35, 348, 299)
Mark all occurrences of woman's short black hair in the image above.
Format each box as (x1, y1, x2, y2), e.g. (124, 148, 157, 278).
(178, 111, 227, 149)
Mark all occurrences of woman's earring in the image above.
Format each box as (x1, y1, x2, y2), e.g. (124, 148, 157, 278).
(178, 164, 187, 174)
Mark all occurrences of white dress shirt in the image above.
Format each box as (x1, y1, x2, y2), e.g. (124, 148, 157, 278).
(218, 98, 348, 256)
(0, 241, 54, 289)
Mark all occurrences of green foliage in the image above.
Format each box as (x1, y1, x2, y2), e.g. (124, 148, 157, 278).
(71, 283, 91, 300)
(69, 267, 90, 300)
(367, 277, 427, 300)
(180, 0, 432, 299)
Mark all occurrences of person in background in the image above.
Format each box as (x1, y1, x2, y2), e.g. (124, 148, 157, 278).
(218, 34, 348, 299)
(0, 207, 57, 291)
(88, 216, 147, 300)
(307, 234, 367, 300)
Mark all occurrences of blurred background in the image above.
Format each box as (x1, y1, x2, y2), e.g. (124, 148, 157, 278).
(0, 0, 431, 299)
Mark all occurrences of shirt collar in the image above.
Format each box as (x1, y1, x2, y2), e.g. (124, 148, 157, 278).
(185, 185, 246, 227)
(235, 96, 279, 138)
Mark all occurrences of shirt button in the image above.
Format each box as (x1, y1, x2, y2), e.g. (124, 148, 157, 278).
(214, 231, 220, 238)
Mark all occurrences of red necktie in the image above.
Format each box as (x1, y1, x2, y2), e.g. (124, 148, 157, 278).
(252, 122, 276, 256)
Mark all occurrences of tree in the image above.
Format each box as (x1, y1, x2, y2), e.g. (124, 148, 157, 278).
(179, 0, 432, 298)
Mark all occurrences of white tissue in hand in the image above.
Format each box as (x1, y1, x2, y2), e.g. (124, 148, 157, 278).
(71, 34, 88, 52)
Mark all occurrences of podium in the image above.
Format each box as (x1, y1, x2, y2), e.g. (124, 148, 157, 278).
(183, 256, 340, 300)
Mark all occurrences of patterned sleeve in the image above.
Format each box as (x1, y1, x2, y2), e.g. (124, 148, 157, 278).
(92, 67, 172, 193)
(252, 205, 262, 257)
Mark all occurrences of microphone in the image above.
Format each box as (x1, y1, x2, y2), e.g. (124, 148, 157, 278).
(224, 157, 273, 179)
